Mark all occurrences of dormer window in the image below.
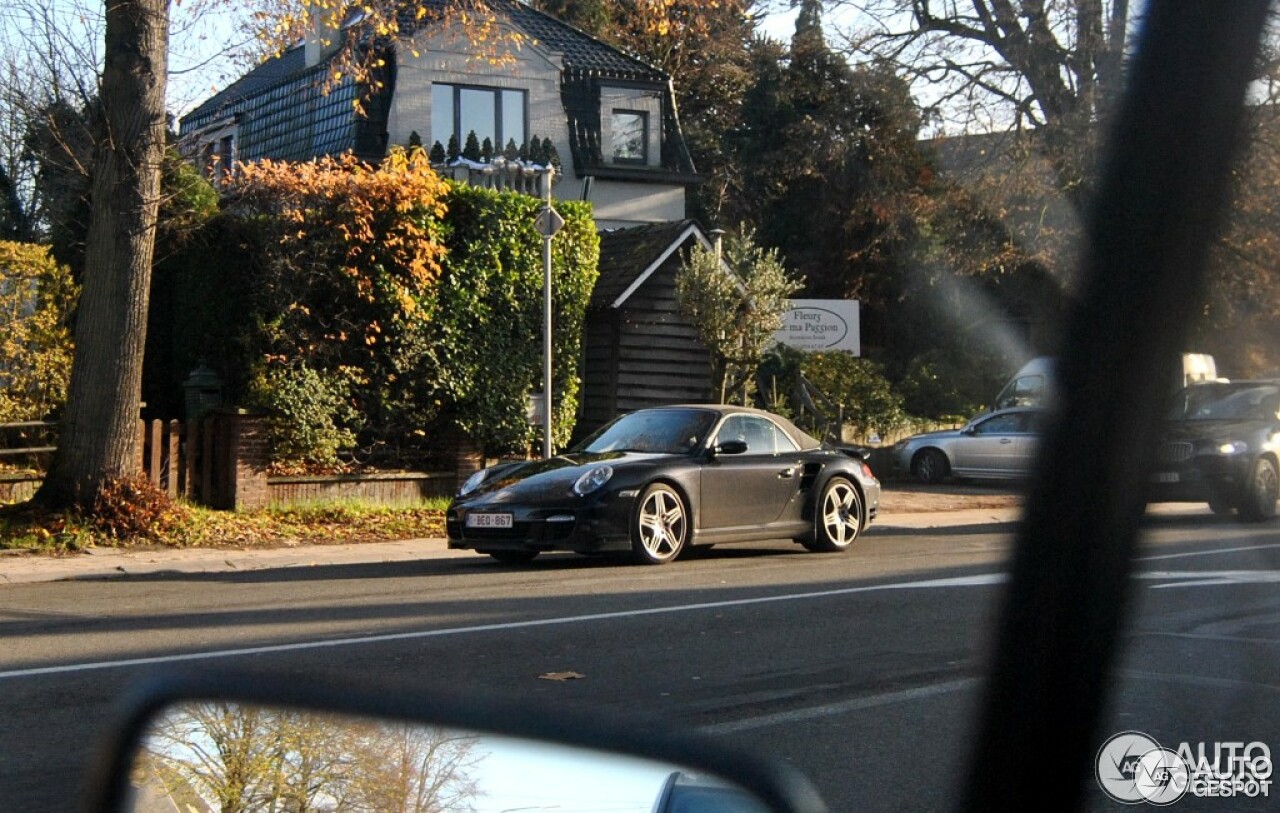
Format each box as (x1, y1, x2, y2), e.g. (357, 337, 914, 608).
(611, 110, 648, 164)
(186, 121, 237, 185)
(432, 83, 526, 153)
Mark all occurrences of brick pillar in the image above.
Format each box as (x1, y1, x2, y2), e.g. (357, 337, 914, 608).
(220, 410, 269, 511)
(445, 426, 484, 492)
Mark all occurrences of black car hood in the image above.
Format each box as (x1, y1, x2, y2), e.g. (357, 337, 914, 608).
(1162, 419, 1274, 444)
(462, 451, 664, 502)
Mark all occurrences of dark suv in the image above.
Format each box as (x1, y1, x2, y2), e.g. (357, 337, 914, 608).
(1149, 380, 1280, 521)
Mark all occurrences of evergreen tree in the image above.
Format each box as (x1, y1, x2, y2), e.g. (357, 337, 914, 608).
(481, 136, 494, 162)
(446, 134, 461, 161)
(408, 130, 423, 148)
(462, 131, 482, 161)
(503, 138, 520, 160)
(541, 138, 560, 173)
(429, 140, 446, 164)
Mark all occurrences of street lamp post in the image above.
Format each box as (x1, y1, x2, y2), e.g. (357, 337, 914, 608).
(533, 166, 564, 459)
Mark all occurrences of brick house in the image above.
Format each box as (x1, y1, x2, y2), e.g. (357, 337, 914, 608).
(179, 0, 698, 230)
(179, 0, 723, 427)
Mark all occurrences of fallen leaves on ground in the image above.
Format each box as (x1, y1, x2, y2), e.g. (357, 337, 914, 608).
(538, 671, 586, 682)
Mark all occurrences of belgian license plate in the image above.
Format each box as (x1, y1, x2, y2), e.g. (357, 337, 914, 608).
(466, 512, 513, 529)
(1153, 472, 1180, 484)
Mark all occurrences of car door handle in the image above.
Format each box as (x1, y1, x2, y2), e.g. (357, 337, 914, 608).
(778, 467, 796, 479)
(1000, 438, 1013, 444)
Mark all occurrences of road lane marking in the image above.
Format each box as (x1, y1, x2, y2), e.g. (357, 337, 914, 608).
(1117, 668, 1280, 693)
(1137, 570, 1280, 588)
(1136, 543, 1280, 561)
(0, 574, 1006, 681)
(698, 678, 980, 734)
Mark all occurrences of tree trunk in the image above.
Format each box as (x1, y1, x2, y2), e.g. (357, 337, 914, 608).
(35, 0, 168, 508)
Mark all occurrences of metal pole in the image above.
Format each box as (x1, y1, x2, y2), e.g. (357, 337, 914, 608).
(542, 167, 555, 459)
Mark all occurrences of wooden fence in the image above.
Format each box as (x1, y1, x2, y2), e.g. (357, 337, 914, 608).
(138, 418, 228, 506)
(2, 415, 252, 509)
(6, 414, 475, 510)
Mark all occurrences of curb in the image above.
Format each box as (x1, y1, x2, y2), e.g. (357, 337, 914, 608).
(0, 503, 1210, 586)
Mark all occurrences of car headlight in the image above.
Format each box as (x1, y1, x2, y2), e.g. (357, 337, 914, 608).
(572, 465, 614, 496)
(1217, 441, 1248, 455)
(458, 469, 488, 497)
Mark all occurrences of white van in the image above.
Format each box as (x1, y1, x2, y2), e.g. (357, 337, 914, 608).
(992, 357, 1056, 411)
(991, 353, 1218, 411)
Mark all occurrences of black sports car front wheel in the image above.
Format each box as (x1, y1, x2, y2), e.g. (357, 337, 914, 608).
(631, 483, 688, 565)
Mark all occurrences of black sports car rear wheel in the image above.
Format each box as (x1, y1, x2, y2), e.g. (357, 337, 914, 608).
(805, 476, 862, 552)
(1238, 457, 1279, 522)
(632, 483, 687, 565)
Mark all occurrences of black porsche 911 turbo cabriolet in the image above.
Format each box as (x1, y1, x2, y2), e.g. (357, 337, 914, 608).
(446, 405, 881, 564)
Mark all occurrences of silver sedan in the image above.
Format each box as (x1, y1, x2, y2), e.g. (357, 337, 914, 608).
(894, 407, 1047, 484)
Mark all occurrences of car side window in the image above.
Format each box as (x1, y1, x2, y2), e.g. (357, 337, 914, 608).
(715, 415, 793, 454)
(996, 375, 1045, 409)
(715, 415, 747, 449)
(974, 413, 1026, 435)
(768, 421, 800, 453)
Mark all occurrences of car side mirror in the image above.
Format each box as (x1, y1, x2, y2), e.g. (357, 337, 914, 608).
(961, 427, 977, 436)
(714, 439, 750, 456)
(84, 673, 824, 813)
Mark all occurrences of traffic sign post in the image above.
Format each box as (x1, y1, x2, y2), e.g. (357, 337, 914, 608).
(538, 167, 560, 459)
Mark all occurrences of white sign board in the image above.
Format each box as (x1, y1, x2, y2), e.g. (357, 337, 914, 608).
(773, 300, 860, 354)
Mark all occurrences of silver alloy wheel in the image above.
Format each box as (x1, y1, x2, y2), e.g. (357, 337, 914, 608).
(634, 484, 687, 564)
(1240, 457, 1279, 522)
(801, 476, 862, 553)
(821, 479, 861, 547)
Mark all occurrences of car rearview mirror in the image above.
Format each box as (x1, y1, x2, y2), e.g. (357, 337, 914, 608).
(84, 673, 826, 813)
(119, 703, 771, 813)
(715, 439, 750, 456)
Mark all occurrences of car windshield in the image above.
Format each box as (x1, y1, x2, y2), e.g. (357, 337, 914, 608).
(571, 409, 717, 455)
(1167, 384, 1280, 421)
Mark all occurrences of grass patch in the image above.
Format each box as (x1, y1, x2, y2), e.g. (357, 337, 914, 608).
(1, 497, 447, 555)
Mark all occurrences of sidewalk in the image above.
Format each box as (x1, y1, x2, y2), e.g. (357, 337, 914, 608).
(0, 505, 1020, 586)
(0, 503, 1208, 586)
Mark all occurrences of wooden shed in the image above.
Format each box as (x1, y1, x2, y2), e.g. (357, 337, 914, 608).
(578, 220, 718, 437)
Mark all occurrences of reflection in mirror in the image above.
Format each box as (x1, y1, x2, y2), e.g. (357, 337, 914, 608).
(125, 701, 770, 813)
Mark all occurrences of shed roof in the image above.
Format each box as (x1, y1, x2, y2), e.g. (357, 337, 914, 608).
(592, 220, 707, 309)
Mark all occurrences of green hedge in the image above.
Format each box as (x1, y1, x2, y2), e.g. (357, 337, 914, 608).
(425, 184, 597, 452)
(148, 177, 598, 465)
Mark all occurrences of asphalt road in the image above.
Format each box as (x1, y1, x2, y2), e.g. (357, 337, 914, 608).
(1, 509, 1277, 812)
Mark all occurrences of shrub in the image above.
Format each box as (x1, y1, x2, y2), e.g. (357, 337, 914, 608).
(896, 348, 1006, 419)
(801, 353, 906, 439)
(91, 474, 188, 542)
(0, 242, 78, 423)
(163, 149, 598, 466)
(422, 183, 598, 453)
(246, 364, 359, 470)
